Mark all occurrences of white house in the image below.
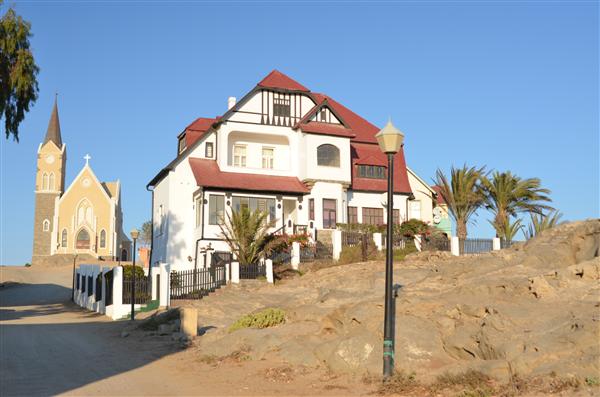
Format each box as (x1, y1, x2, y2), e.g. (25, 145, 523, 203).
(147, 70, 436, 270)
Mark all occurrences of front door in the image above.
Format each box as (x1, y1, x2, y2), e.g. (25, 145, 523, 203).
(282, 199, 297, 234)
(76, 229, 90, 250)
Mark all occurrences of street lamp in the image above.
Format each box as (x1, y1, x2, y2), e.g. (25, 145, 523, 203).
(375, 119, 405, 379)
(130, 228, 139, 321)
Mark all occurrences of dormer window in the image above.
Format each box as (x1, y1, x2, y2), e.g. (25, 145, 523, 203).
(178, 135, 187, 154)
(273, 98, 290, 117)
(358, 165, 386, 179)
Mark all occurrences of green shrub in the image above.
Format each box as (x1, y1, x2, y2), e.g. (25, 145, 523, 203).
(585, 377, 599, 387)
(229, 308, 286, 332)
(24, 263, 31, 267)
(122, 265, 145, 279)
(337, 223, 385, 234)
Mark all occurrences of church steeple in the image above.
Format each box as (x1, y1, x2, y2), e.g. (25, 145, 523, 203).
(44, 96, 62, 147)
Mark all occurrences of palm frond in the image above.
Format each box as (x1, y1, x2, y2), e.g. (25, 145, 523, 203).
(523, 210, 563, 240)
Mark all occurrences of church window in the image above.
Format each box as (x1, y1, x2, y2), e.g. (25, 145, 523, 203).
(100, 230, 106, 248)
(86, 207, 93, 224)
(42, 219, 50, 232)
(61, 229, 68, 247)
(48, 173, 55, 190)
(77, 199, 93, 226)
(42, 173, 49, 190)
(76, 229, 91, 249)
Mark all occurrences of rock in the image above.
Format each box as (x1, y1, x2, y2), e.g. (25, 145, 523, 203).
(528, 275, 556, 299)
(158, 323, 174, 335)
(179, 307, 198, 338)
(120, 331, 129, 338)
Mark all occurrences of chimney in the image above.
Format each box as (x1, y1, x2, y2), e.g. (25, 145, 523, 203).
(228, 97, 236, 110)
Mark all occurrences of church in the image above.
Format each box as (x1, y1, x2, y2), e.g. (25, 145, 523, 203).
(32, 99, 131, 265)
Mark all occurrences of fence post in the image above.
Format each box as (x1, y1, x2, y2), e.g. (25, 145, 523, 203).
(266, 259, 274, 284)
(373, 232, 383, 251)
(332, 229, 342, 261)
(493, 237, 501, 251)
(291, 242, 300, 270)
(100, 266, 109, 315)
(109, 266, 124, 320)
(225, 262, 230, 284)
(231, 261, 240, 284)
(414, 235, 422, 252)
(451, 236, 460, 256)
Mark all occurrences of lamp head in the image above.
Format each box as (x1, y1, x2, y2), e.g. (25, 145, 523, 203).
(130, 228, 139, 240)
(375, 119, 404, 154)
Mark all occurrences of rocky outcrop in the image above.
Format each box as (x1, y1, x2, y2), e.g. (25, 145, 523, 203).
(193, 220, 600, 383)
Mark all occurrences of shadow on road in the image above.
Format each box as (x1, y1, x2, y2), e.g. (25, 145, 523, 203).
(1, 282, 182, 396)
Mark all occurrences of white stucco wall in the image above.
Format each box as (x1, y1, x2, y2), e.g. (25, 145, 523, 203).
(300, 134, 351, 183)
(346, 191, 409, 224)
(407, 167, 435, 225)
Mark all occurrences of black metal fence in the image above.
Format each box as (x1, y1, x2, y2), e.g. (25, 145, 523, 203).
(87, 276, 93, 297)
(500, 239, 513, 249)
(270, 250, 292, 265)
(76, 273, 80, 290)
(341, 231, 365, 247)
(95, 275, 102, 301)
(459, 238, 494, 255)
(300, 241, 334, 262)
(421, 235, 450, 252)
(104, 270, 114, 306)
(300, 244, 316, 262)
(122, 276, 151, 304)
(170, 266, 226, 300)
(382, 234, 411, 249)
(239, 263, 266, 279)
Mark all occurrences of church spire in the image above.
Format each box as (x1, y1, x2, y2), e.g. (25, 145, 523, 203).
(44, 95, 62, 147)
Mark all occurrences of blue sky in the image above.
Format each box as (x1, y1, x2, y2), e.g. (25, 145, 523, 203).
(1, 1, 598, 265)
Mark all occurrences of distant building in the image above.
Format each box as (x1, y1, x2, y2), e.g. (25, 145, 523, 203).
(431, 185, 452, 236)
(32, 99, 131, 264)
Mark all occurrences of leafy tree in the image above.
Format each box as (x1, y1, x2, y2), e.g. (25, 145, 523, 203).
(218, 207, 275, 266)
(395, 219, 429, 237)
(523, 211, 563, 240)
(0, 5, 39, 141)
(122, 264, 145, 279)
(139, 220, 152, 247)
(434, 165, 486, 239)
(482, 171, 553, 239)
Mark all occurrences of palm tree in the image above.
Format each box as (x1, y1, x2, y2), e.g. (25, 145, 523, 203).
(523, 211, 563, 240)
(498, 218, 524, 242)
(434, 165, 486, 240)
(482, 171, 553, 239)
(219, 207, 276, 266)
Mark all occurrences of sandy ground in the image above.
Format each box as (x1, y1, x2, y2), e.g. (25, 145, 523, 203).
(0, 265, 374, 397)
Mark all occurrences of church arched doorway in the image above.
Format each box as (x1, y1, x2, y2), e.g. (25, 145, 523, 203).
(76, 229, 91, 250)
(121, 249, 128, 261)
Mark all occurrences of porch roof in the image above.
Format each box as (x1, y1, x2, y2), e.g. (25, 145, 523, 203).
(188, 158, 310, 194)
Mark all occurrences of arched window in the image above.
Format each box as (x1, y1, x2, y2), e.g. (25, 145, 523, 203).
(317, 144, 340, 167)
(121, 249, 128, 261)
(48, 173, 55, 190)
(42, 173, 49, 190)
(42, 219, 50, 232)
(77, 199, 93, 226)
(100, 230, 106, 248)
(61, 229, 68, 247)
(76, 229, 90, 249)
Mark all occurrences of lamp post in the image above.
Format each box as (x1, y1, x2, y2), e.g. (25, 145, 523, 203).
(375, 119, 405, 379)
(130, 228, 139, 321)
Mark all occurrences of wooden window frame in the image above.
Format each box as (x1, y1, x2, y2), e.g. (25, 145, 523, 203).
(322, 199, 337, 229)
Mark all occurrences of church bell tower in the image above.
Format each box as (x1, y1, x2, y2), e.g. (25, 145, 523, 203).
(32, 98, 67, 263)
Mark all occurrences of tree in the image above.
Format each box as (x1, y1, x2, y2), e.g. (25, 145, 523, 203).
(218, 207, 275, 266)
(482, 171, 553, 239)
(0, 5, 39, 141)
(434, 165, 486, 240)
(139, 220, 152, 247)
(499, 217, 524, 242)
(523, 210, 563, 240)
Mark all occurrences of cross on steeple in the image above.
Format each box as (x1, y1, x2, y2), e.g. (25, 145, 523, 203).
(84, 154, 91, 165)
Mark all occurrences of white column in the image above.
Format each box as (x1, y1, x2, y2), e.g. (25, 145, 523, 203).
(158, 263, 169, 307)
(451, 236, 460, 256)
(373, 232, 383, 251)
(231, 261, 240, 284)
(109, 266, 123, 320)
(493, 237, 501, 251)
(291, 242, 300, 270)
(266, 259, 274, 284)
(414, 235, 422, 252)
(332, 229, 342, 261)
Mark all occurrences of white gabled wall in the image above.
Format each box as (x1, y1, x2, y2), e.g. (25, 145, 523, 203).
(300, 134, 351, 183)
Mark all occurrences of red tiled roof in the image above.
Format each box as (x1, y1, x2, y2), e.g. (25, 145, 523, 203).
(298, 122, 355, 138)
(350, 143, 412, 194)
(184, 117, 217, 147)
(431, 185, 446, 205)
(258, 70, 310, 92)
(189, 158, 309, 194)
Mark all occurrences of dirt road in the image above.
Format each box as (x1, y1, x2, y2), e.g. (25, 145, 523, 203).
(0, 265, 372, 396)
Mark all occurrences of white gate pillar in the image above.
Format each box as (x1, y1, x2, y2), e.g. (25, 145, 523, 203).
(451, 236, 460, 256)
(231, 262, 240, 284)
(332, 230, 342, 261)
(266, 259, 274, 284)
(291, 242, 300, 270)
(493, 237, 501, 251)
